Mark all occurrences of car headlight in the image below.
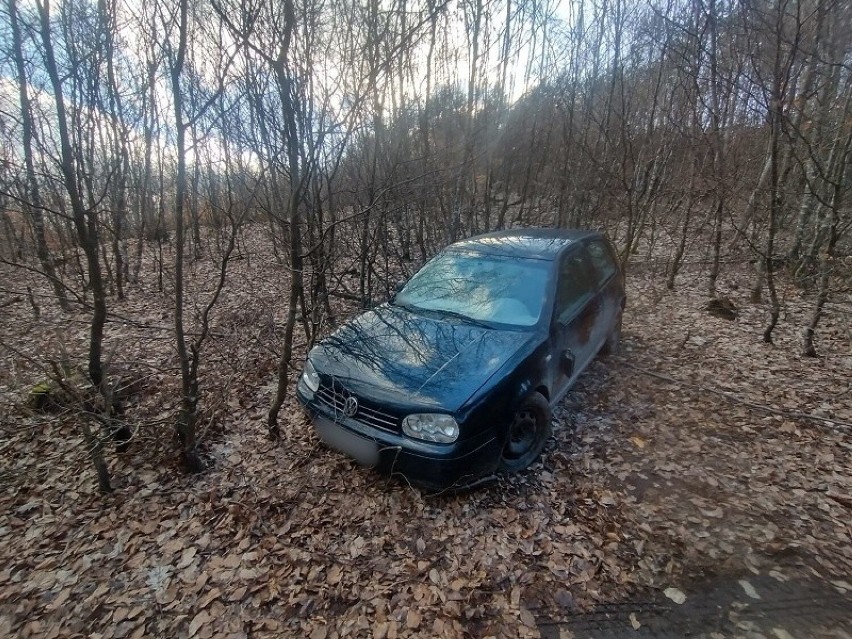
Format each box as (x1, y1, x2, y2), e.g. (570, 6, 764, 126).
(301, 359, 320, 393)
(402, 414, 459, 443)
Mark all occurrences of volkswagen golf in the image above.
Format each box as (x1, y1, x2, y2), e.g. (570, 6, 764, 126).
(296, 228, 625, 490)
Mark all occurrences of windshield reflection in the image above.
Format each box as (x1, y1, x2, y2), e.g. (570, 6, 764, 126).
(324, 305, 480, 388)
(316, 302, 533, 409)
(394, 250, 550, 327)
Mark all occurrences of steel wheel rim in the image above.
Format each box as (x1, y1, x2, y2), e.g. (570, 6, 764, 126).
(504, 408, 538, 460)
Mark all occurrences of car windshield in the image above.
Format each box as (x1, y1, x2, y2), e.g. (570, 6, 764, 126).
(395, 250, 550, 327)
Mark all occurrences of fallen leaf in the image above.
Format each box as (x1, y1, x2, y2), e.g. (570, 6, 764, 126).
(738, 579, 761, 600)
(197, 588, 221, 610)
(629, 612, 641, 630)
(310, 625, 328, 639)
(831, 580, 852, 593)
(162, 539, 184, 555)
(405, 609, 421, 629)
(327, 565, 342, 585)
(155, 585, 177, 605)
(191, 572, 209, 594)
(510, 586, 521, 607)
(126, 606, 144, 620)
(664, 587, 686, 604)
(177, 547, 197, 569)
(46, 589, 70, 611)
(188, 610, 210, 637)
(373, 621, 389, 639)
(519, 607, 536, 627)
(227, 586, 247, 602)
(769, 570, 789, 583)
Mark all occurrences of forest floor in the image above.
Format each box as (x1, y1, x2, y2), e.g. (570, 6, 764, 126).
(0, 236, 850, 639)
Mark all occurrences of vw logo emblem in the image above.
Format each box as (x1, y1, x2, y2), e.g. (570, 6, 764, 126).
(343, 396, 358, 417)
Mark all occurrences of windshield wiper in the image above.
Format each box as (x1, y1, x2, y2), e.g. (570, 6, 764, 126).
(391, 299, 418, 313)
(393, 299, 493, 328)
(430, 308, 493, 329)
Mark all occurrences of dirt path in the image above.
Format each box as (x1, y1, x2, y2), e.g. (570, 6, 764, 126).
(540, 571, 851, 638)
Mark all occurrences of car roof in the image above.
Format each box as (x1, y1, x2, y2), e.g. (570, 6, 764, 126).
(447, 228, 599, 261)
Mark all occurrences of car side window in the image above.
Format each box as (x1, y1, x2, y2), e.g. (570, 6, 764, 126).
(586, 240, 617, 287)
(555, 250, 595, 323)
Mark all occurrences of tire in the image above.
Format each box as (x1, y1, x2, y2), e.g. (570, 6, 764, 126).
(600, 312, 622, 356)
(499, 391, 552, 473)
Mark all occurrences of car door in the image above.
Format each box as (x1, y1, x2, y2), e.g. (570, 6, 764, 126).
(550, 247, 601, 400)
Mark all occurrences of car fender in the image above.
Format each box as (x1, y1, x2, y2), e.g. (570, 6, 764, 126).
(465, 340, 551, 444)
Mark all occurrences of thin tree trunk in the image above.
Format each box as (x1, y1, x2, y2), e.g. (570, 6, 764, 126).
(101, 0, 126, 300)
(81, 419, 111, 492)
(268, 0, 303, 437)
(787, 0, 828, 261)
(37, 0, 106, 387)
(9, 0, 69, 312)
(170, 0, 203, 472)
(190, 127, 202, 259)
(37, 0, 111, 491)
(706, 0, 725, 298)
(133, 53, 158, 283)
(668, 188, 695, 291)
(802, 126, 851, 355)
(762, 7, 788, 345)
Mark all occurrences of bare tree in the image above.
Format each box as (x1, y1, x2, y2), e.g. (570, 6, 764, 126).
(166, 0, 239, 469)
(6, 0, 69, 310)
(35, 0, 112, 490)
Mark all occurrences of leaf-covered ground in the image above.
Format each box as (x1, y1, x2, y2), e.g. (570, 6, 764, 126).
(1, 239, 850, 638)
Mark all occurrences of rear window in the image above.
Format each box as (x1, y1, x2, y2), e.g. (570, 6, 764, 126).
(586, 240, 618, 286)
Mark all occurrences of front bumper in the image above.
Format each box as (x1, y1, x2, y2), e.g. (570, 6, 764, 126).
(296, 380, 501, 491)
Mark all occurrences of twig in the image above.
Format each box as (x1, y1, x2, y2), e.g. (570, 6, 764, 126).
(0, 295, 23, 309)
(26, 286, 39, 318)
(675, 329, 691, 354)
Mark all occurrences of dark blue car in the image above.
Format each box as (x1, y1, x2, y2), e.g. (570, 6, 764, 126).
(296, 228, 625, 490)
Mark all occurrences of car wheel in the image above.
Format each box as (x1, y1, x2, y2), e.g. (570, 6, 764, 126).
(499, 391, 552, 473)
(600, 312, 622, 356)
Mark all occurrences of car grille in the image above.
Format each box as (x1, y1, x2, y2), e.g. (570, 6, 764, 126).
(315, 381, 400, 434)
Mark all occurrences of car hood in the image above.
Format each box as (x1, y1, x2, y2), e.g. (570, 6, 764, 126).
(310, 303, 536, 411)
